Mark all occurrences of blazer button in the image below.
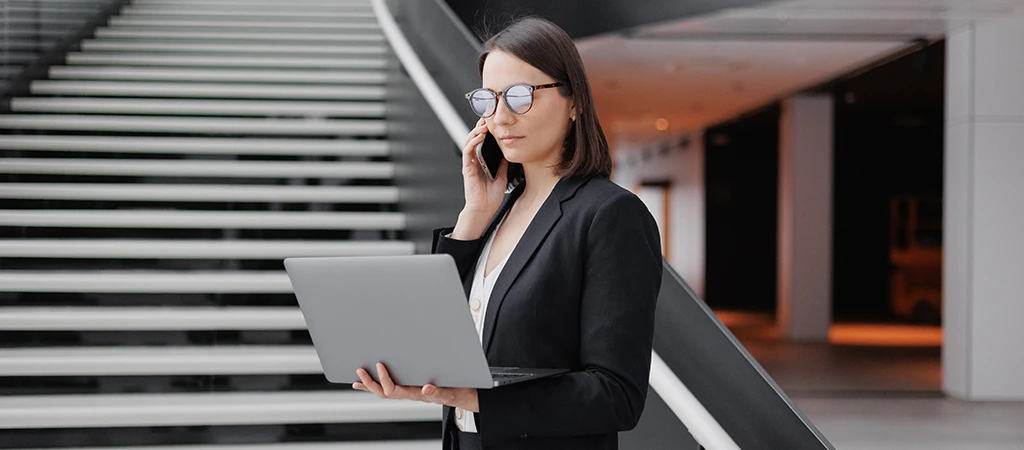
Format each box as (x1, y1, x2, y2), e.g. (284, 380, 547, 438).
(519, 433, 529, 439)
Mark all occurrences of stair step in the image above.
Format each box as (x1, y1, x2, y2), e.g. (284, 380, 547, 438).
(0, 157, 392, 178)
(8, 441, 440, 450)
(0, 307, 305, 330)
(132, 0, 370, 4)
(0, 183, 399, 203)
(0, 158, 394, 179)
(95, 28, 385, 42)
(0, 115, 387, 135)
(122, 1, 372, 9)
(1, 29, 67, 39)
(30, 81, 386, 100)
(6, 5, 104, 14)
(0, 271, 295, 293)
(81, 40, 387, 55)
(11, 98, 386, 117)
(0, 239, 414, 259)
(0, 346, 322, 376)
(0, 135, 389, 156)
(108, 18, 381, 30)
(67, 53, 387, 69)
(0, 209, 404, 230)
(0, 391, 439, 429)
(121, 8, 375, 20)
(49, 66, 386, 84)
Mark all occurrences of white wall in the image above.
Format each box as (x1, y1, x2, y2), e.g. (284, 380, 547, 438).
(613, 133, 706, 297)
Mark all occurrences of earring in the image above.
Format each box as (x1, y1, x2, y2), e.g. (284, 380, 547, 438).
(570, 114, 576, 122)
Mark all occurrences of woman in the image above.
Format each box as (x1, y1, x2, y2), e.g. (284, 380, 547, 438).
(353, 17, 663, 450)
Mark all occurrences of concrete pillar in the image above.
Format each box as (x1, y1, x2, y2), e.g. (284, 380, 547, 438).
(777, 95, 834, 342)
(944, 18, 1024, 401)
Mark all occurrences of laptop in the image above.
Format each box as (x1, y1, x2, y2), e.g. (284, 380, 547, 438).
(284, 254, 567, 389)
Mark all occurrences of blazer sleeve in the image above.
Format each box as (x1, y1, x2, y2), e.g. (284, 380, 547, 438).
(475, 191, 663, 444)
(431, 226, 485, 282)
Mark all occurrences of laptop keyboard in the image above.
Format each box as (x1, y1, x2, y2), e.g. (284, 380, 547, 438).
(492, 372, 532, 378)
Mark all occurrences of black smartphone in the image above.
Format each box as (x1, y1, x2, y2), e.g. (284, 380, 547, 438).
(475, 131, 504, 182)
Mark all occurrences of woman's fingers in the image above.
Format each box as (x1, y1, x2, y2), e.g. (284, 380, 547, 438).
(421, 384, 456, 406)
(376, 363, 397, 397)
(355, 368, 384, 397)
(462, 120, 487, 150)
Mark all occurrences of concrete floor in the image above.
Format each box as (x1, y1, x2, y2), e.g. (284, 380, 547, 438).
(718, 311, 1024, 449)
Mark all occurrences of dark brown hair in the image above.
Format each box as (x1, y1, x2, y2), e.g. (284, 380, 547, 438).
(478, 17, 612, 180)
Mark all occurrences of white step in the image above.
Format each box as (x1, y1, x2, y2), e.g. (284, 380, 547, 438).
(31, 81, 387, 100)
(122, 2, 372, 9)
(0, 210, 405, 231)
(0, 239, 414, 259)
(81, 40, 387, 55)
(0, 271, 295, 293)
(11, 98, 386, 116)
(0, 135, 390, 157)
(8, 441, 440, 450)
(0, 183, 399, 203)
(0, 115, 387, 135)
(108, 18, 381, 30)
(0, 307, 304, 330)
(0, 346, 321, 376)
(0, 391, 440, 429)
(121, 8, 375, 19)
(0, 158, 394, 179)
(67, 53, 387, 69)
(132, 0, 370, 5)
(127, 1, 370, 9)
(49, 66, 387, 84)
(94, 29, 385, 42)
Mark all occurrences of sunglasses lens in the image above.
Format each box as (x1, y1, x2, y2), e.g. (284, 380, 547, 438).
(469, 90, 496, 117)
(505, 84, 533, 114)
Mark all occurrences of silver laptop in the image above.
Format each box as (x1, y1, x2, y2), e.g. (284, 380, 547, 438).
(284, 254, 567, 389)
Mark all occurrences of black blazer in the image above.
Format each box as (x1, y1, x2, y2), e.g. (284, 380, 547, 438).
(431, 175, 663, 450)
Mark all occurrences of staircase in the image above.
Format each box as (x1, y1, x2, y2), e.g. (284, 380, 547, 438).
(0, 0, 440, 447)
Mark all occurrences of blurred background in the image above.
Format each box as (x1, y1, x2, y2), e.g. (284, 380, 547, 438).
(1, 0, 1023, 449)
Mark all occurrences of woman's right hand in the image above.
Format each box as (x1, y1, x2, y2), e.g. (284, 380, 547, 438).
(452, 119, 509, 240)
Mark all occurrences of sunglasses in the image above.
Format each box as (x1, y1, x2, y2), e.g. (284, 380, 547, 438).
(464, 82, 564, 118)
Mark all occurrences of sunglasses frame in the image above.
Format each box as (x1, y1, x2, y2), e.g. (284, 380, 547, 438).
(464, 82, 564, 118)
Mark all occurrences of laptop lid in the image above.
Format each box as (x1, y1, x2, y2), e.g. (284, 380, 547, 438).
(284, 254, 495, 389)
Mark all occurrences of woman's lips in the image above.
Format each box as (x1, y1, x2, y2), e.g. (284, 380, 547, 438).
(499, 136, 524, 145)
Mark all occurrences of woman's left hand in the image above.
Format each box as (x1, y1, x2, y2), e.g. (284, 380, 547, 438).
(353, 362, 479, 413)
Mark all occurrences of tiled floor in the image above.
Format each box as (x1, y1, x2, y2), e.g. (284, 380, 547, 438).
(718, 311, 1024, 449)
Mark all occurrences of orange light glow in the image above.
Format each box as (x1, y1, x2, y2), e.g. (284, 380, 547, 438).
(829, 324, 942, 347)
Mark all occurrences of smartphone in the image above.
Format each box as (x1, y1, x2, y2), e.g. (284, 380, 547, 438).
(475, 131, 504, 182)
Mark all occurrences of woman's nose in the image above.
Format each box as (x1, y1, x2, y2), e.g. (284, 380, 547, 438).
(492, 99, 516, 125)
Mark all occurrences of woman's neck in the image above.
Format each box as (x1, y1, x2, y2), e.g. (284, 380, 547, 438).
(519, 162, 562, 208)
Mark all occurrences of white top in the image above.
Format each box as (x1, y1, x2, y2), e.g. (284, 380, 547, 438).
(456, 211, 514, 433)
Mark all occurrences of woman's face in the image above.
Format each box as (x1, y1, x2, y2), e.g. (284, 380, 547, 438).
(481, 50, 574, 170)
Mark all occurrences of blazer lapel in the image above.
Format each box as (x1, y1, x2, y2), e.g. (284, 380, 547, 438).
(480, 175, 591, 354)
